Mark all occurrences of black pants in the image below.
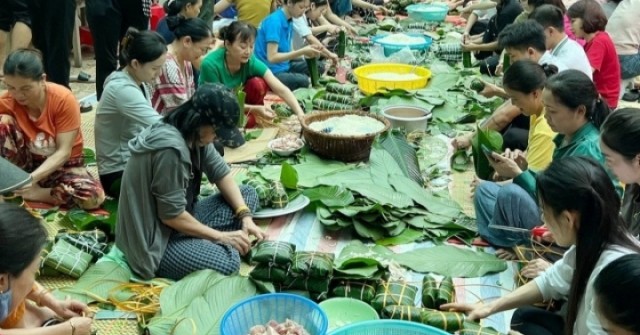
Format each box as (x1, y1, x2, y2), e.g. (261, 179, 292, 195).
(0, 0, 31, 31)
(511, 306, 565, 335)
(501, 114, 530, 151)
(29, 0, 76, 87)
(99, 170, 123, 198)
(86, 0, 148, 100)
(274, 59, 312, 91)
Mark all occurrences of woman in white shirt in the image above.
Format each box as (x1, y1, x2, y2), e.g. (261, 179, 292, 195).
(443, 156, 640, 335)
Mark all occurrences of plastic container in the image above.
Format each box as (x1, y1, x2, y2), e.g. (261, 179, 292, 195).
(353, 63, 432, 95)
(329, 320, 451, 335)
(319, 298, 379, 331)
(371, 33, 433, 56)
(382, 105, 431, 132)
(220, 293, 328, 335)
(406, 3, 449, 22)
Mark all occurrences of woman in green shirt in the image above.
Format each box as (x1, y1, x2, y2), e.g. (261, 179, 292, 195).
(199, 21, 304, 147)
(474, 69, 617, 257)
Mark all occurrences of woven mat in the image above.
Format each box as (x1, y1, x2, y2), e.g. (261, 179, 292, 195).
(450, 170, 476, 217)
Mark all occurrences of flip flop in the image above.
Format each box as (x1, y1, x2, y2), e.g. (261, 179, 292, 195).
(80, 101, 93, 113)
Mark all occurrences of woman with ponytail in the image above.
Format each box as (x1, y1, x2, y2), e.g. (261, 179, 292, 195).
(600, 107, 640, 236)
(156, 0, 203, 44)
(474, 69, 621, 255)
(95, 28, 167, 197)
(151, 16, 213, 115)
(445, 156, 640, 335)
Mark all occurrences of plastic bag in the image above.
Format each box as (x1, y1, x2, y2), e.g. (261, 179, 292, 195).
(370, 44, 418, 65)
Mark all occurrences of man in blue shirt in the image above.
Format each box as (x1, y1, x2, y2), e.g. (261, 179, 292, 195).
(254, 0, 321, 90)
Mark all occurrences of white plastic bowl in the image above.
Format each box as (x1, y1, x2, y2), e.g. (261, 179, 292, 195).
(381, 105, 432, 132)
(268, 138, 304, 156)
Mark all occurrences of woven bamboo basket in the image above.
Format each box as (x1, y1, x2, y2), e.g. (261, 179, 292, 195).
(301, 111, 391, 162)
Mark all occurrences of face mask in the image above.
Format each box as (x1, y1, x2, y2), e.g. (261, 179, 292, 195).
(0, 277, 12, 324)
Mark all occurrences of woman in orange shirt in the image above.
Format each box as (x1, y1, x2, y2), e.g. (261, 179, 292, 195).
(0, 49, 105, 210)
(0, 203, 93, 334)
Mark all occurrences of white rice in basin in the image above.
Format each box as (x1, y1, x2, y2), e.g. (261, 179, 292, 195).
(378, 33, 426, 45)
(367, 72, 422, 81)
(309, 115, 386, 136)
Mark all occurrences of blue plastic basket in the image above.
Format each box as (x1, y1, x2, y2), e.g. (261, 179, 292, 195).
(329, 320, 451, 335)
(406, 3, 449, 22)
(371, 33, 433, 56)
(220, 293, 329, 335)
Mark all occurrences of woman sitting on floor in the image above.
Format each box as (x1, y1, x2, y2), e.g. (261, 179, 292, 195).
(0, 49, 105, 209)
(474, 69, 620, 258)
(594, 254, 640, 335)
(444, 156, 640, 335)
(0, 203, 93, 334)
(253, 0, 323, 91)
(600, 107, 640, 237)
(95, 28, 167, 198)
(200, 21, 305, 148)
(116, 83, 265, 281)
(151, 16, 214, 115)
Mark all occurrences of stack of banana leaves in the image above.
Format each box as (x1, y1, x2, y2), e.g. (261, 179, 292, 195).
(249, 137, 477, 244)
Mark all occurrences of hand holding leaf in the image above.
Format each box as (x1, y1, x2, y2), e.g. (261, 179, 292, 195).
(441, 302, 492, 321)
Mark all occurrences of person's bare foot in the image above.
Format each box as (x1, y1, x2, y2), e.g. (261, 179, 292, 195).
(495, 248, 518, 260)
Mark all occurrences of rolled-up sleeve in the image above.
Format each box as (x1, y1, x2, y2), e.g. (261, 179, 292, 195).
(533, 246, 575, 301)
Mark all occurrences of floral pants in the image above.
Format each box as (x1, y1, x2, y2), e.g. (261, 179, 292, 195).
(0, 115, 105, 209)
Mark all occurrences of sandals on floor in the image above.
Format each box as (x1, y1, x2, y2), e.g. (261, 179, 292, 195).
(622, 89, 640, 102)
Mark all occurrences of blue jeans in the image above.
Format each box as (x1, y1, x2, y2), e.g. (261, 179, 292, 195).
(474, 182, 541, 248)
(620, 53, 640, 80)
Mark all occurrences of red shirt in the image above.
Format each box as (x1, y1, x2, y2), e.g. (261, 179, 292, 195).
(584, 31, 621, 109)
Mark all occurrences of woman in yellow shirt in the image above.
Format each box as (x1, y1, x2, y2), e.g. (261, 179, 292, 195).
(474, 59, 557, 253)
(501, 59, 557, 172)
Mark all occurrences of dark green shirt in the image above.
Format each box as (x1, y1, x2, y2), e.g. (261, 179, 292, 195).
(514, 122, 622, 198)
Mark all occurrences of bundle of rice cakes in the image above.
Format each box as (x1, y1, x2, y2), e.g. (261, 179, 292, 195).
(244, 179, 290, 209)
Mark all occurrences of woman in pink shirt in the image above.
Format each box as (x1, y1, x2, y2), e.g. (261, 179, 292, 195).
(568, 0, 621, 108)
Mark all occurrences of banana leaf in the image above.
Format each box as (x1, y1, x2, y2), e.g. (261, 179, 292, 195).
(43, 239, 93, 278)
(371, 281, 419, 312)
(471, 126, 503, 180)
(303, 186, 355, 208)
(382, 305, 428, 322)
(451, 150, 472, 172)
(421, 274, 438, 309)
(331, 280, 377, 303)
(236, 85, 247, 128)
(146, 270, 264, 335)
(283, 275, 330, 294)
(251, 241, 296, 266)
(423, 310, 466, 332)
(392, 245, 507, 277)
(52, 261, 132, 304)
(249, 263, 289, 283)
(379, 132, 424, 186)
(291, 251, 334, 278)
(460, 321, 507, 335)
(436, 276, 455, 308)
(378, 18, 400, 31)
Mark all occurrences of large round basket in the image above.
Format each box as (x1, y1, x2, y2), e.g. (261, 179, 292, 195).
(220, 293, 328, 335)
(301, 111, 391, 163)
